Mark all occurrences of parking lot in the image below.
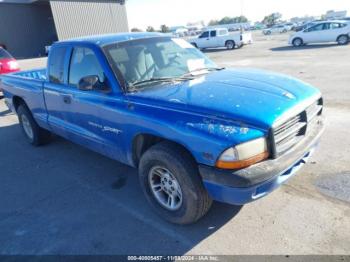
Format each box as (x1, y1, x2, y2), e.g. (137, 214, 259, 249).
(0, 31, 350, 255)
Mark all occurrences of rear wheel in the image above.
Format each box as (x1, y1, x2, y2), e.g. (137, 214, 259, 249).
(138, 141, 212, 224)
(337, 35, 349, 45)
(292, 37, 303, 47)
(225, 40, 235, 50)
(17, 104, 51, 146)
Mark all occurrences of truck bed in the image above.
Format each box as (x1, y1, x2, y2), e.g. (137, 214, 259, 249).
(0, 68, 49, 129)
(9, 68, 47, 80)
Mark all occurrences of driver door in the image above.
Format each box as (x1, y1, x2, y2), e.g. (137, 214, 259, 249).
(57, 46, 115, 155)
(196, 31, 210, 48)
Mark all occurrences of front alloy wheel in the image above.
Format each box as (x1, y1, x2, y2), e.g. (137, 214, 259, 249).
(292, 38, 303, 47)
(149, 166, 182, 210)
(138, 141, 212, 224)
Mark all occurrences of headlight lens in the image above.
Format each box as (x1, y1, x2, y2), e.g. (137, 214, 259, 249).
(216, 137, 269, 169)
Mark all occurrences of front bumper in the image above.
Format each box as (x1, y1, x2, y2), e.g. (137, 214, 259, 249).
(199, 116, 324, 205)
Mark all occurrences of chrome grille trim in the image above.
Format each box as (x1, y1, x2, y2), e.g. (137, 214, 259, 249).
(271, 98, 323, 157)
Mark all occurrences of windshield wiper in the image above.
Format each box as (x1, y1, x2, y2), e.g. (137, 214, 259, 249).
(182, 67, 225, 77)
(129, 76, 194, 91)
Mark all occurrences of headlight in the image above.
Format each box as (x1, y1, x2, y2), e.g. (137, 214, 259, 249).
(216, 137, 269, 169)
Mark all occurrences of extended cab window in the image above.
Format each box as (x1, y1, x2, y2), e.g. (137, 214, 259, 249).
(48, 47, 66, 84)
(69, 47, 104, 87)
(210, 31, 216, 37)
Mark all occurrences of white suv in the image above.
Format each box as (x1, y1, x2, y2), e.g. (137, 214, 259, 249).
(289, 21, 350, 47)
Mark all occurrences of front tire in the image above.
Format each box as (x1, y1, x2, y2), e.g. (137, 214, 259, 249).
(292, 37, 303, 47)
(337, 35, 349, 45)
(139, 142, 212, 224)
(17, 104, 51, 146)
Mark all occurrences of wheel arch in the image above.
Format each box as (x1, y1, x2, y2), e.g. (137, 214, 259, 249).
(337, 34, 349, 42)
(292, 37, 304, 46)
(225, 39, 235, 45)
(131, 133, 197, 167)
(12, 96, 27, 112)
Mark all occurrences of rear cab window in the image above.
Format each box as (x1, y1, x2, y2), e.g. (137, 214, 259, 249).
(48, 47, 67, 84)
(210, 31, 217, 37)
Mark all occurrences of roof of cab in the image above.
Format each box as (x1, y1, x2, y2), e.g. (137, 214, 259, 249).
(55, 32, 167, 47)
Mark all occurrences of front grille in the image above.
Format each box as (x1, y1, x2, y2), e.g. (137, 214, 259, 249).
(272, 98, 323, 157)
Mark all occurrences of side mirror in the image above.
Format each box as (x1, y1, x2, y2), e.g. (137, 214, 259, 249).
(78, 75, 99, 91)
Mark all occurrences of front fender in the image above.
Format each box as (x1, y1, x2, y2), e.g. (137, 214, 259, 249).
(122, 100, 266, 167)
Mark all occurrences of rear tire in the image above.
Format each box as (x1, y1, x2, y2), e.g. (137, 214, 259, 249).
(138, 141, 212, 224)
(17, 104, 51, 146)
(292, 37, 303, 47)
(225, 40, 235, 50)
(337, 35, 349, 45)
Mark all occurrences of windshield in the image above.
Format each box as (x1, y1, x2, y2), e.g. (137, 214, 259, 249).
(103, 37, 217, 91)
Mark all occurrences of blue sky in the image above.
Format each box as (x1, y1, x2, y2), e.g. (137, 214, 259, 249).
(126, 0, 350, 30)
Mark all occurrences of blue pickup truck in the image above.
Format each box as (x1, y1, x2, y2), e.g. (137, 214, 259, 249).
(0, 33, 324, 224)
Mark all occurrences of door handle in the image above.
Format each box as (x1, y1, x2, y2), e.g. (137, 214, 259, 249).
(62, 95, 71, 104)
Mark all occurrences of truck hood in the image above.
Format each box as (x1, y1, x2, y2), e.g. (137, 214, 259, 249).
(128, 68, 321, 129)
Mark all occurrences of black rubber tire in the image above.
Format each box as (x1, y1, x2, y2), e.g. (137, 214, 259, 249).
(292, 37, 303, 47)
(337, 35, 349, 45)
(17, 104, 51, 146)
(225, 40, 235, 50)
(139, 141, 212, 224)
